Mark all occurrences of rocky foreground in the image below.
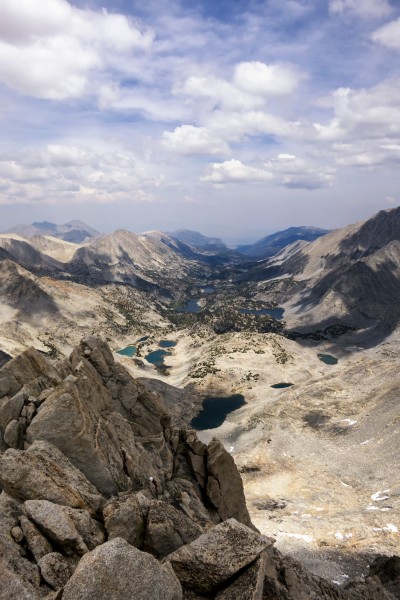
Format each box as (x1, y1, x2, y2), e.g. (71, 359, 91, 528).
(0, 338, 399, 599)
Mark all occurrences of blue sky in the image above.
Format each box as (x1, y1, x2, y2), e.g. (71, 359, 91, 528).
(0, 0, 400, 242)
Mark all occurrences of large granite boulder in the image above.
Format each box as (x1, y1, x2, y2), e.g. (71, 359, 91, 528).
(165, 518, 273, 593)
(144, 499, 204, 558)
(62, 537, 182, 600)
(0, 440, 102, 515)
(103, 492, 145, 547)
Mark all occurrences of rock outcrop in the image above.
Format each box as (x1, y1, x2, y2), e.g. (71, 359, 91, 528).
(0, 337, 398, 599)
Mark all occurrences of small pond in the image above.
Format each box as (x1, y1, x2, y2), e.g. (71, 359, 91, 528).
(117, 345, 137, 357)
(191, 394, 246, 431)
(145, 349, 172, 368)
(176, 299, 202, 314)
(159, 340, 177, 348)
(136, 336, 149, 343)
(318, 353, 338, 365)
(271, 382, 294, 389)
(201, 286, 215, 294)
(240, 307, 285, 320)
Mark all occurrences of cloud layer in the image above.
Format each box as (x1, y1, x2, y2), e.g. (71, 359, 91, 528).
(0, 0, 399, 237)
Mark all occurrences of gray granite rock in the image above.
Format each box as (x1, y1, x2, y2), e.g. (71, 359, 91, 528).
(24, 500, 88, 556)
(0, 441, 102, 515)
(216, 551, 268, 599)
(38, 552, 71, 590)
(206, 438, 253, 529)
(145, 500, 203, 558)
(4, 418, 20, 448)
(20, 515, 53, 561)
(62, 537, 182, 600)
(165, 518, 273, 593)
(103, 493, 144, 547)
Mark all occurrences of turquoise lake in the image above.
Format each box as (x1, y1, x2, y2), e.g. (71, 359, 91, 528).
(145, 349, 172, 368)
(117, 346, 137, 357)
(159, 340, 177, 348)
(191, 394, 246, 430)
(318, 354, 338, 365)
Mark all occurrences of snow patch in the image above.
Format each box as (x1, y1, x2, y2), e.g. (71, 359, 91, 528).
(371, 490, 390, 502)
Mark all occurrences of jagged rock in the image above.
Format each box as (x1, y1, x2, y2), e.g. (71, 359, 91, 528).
(144, 499, 203, 558)
(216, 551, 268, 599)
(0, 347, 60, 400)
(369, 555, 400, 599)
(62, 537, 182, 600)
(24, 500, 88, 556)
(0, 493, 42, 592)
(261, 546, 397, 600)
(4, 419, 20, 448)
(0, 394, 24, 433)
(20, 516, 53, 561)
(63, 507, 105, 550)
(0, 375, 10, 398)
(165, 518, 273, 593)
(38, 552, 71, 590)
(0, 560, 39, 600)
(26, 338, 174, 497)
(206, 439, 253, 529)
(0, 440, 102, 515)
(103, 492, 144, 547)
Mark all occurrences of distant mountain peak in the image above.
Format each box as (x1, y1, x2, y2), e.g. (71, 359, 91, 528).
(238, 226, 330, 259)
(169, 229, 226, 249)
(5, 220, 100, 243)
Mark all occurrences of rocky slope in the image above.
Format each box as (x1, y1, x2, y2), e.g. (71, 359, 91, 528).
(247, 208, 400, 341)
(0, 337, 398, 599)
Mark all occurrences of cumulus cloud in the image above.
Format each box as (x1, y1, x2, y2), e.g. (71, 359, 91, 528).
(162, 60, 304, 155)
(202, 155, 334, 189)
(265, 154, 336, 189)
(202, 159, 274, 184)
(0, 144, 160, 205)
(0, 0, 153, 100)
(233, 61, 300, 97)
(329, 0, 392, 19)
(162, 125, 230, 155)
(372, 18, 400, 50)
(315, 79, 400, 142)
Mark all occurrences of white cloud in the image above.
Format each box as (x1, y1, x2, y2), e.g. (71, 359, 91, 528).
(372, 18, 400, 50)
(315, 80, 400, 141)
(202, 159, 274, 184)
(0, 144, 161, 205)
(162, 60, 303, 155)
(162, 125, 230, 155)
(0, 0, 153, 100)
(233, 61, 300, 97)
(265, 154, 336, 189)
(202, 155, 334, 189)
(329, 0, 392, 19)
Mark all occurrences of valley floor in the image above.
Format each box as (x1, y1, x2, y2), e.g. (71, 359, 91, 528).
(1, 274, 399, 585)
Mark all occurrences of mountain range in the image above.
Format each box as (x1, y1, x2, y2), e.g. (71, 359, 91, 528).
(1, 207, 400, 595)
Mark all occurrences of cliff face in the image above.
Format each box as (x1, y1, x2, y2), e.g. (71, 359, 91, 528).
(0, 338, 397, 599)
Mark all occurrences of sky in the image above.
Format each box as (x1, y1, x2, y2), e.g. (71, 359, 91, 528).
(0, 0, 400, 243)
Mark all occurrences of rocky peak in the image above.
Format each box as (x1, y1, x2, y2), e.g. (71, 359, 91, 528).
(0, 337, 398, 599)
